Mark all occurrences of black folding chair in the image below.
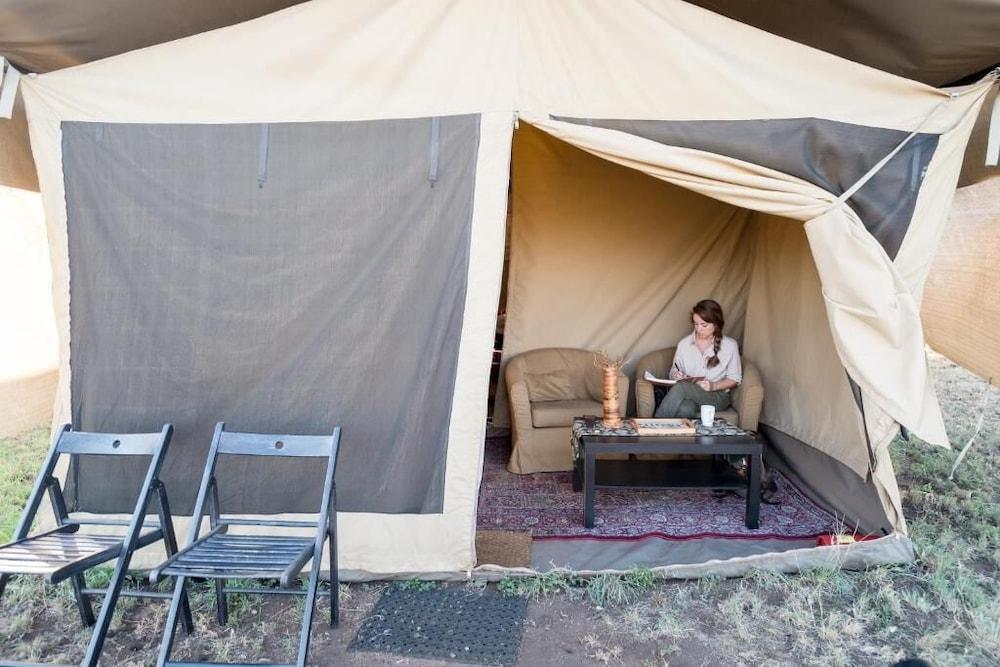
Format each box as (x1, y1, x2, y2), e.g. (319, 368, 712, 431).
(0, 423, 191, 667)
(150, 422, 342, 667)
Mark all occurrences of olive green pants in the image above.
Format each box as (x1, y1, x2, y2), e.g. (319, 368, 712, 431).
(653, 381, 731, 420)
(654, 382, 740, 467)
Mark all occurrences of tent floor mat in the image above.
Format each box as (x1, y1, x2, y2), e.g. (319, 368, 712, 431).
(476, 530, 532, 568)
(349, 585, 527, 665)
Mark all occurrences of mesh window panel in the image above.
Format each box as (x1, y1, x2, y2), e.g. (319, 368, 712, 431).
(62, 115, 481, 514)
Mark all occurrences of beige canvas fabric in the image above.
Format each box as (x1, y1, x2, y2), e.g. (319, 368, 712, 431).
(0, 185, 57, 436)
(4, 0, 999, 191)
(515, 1, 971, 133)
(17, 0, 995, 573)
(923, 176, 1000, 381)
(475, 532, 915, 581)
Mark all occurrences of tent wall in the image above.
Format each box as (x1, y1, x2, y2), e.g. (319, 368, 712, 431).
(497, 123, 755, 423)
(763, 426, 895, 535)
(741, 213, 870, 476)
(29, 108, 513, 574)
(923, 176, 1000, 381)
(0, 185, 57, 436)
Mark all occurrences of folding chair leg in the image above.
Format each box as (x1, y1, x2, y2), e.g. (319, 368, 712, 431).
(156, 576, 188, 667)
(81, 554, 138, 666)
(294, 547, 324, 667)
(215, 579, 228, 625)
(0, 573, 10, 599)
(328, 530, 338, 627)
(155, 482, 193, 635)
(70, 573, 96, 626)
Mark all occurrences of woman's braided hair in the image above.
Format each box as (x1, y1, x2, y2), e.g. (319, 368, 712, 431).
(692, 299, 725, 368)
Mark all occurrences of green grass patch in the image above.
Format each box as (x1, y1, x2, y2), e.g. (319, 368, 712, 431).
(398, 578, 438, 592)
(498, 570, 577, 599)
(0, 426, 50, 542)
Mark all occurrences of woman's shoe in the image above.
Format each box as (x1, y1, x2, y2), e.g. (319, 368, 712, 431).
(760, 476, 780, 505)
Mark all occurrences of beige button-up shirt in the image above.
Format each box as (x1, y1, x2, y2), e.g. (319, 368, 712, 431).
(670, 333, 742, 386)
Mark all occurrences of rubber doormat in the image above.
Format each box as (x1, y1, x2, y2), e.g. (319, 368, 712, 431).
(350, 585, 527, 665)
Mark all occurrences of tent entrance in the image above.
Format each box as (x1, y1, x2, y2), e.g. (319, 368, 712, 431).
(475, 122, 903, 571)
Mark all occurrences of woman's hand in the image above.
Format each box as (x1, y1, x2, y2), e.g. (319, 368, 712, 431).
(670, 369, 687, 381)
(696, 380, 712, 391)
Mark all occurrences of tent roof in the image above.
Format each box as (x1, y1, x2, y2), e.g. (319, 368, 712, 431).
(1, 0, 998, 189)
(2, 0, 997, 85)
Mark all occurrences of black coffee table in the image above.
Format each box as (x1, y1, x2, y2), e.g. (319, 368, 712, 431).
(572, 432, 764, 529)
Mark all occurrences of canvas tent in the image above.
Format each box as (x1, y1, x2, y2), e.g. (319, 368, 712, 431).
(10, 0, 998, 577)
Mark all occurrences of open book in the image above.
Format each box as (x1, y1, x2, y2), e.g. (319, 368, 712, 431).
(643, 370, 705, 386)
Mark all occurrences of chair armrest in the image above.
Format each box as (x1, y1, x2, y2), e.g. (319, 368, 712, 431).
(635, 379, 655, 418)
(732, 362, 764, 431)
(508, 380, 535, 434)
(634, 348, 675, 418)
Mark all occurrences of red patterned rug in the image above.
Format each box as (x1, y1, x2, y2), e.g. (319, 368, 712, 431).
(476, 433, 836, 541)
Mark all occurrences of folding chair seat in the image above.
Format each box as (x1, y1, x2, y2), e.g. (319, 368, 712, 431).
(0, 530, 160, 583)
(153, 532, 315, 587)
(151, 422, 342, 667)
(0, 424, 190, 667)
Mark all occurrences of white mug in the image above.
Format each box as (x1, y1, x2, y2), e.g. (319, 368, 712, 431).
(700, 404, 716, 427)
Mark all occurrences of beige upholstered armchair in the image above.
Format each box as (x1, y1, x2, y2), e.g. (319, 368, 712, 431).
(506, 348, 629, 474)
(634, 347, 764, 431)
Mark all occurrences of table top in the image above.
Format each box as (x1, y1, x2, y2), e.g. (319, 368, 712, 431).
(572, 416, 762, 456)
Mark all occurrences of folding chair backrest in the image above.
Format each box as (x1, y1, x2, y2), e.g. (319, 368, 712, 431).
(56, 429, 167, 457)
(10, 423, 173, 547)
(186, 422, 342, 541)
(216, 431, 336, 458)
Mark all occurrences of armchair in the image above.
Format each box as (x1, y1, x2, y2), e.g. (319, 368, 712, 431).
(506, 348, 629, 474)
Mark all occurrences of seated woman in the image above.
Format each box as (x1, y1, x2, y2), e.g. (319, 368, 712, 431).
(654, 299, 741, 420)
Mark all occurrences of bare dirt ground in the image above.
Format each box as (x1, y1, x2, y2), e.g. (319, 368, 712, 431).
(1, 350, 998, 666)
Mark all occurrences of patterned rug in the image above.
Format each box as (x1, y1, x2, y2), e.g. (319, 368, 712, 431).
(477, 434, 836, 541)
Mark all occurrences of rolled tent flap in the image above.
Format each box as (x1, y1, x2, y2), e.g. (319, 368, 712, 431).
(520, 114, 953, 456)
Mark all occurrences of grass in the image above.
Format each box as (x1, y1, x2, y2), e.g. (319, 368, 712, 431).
(0, 350, 997, 665)
(0, 425, 49, 542)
